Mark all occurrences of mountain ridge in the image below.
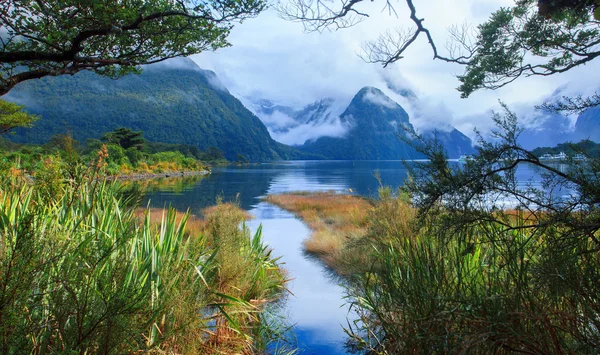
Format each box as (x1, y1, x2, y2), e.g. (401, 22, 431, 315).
(248, 86, 475, 159)
(3, 58, 315, 161)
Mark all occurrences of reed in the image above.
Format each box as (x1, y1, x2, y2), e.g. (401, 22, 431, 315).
(0, 171, 290, 354)
(266, 191, 372, 273)
(267, 188, 600, 353)
(344, 192, 600, 354)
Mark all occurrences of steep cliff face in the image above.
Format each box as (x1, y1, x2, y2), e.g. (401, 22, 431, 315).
(299, 87, 423, 160)
(573, 106, 600, 142)
(4, 58, 305, 161)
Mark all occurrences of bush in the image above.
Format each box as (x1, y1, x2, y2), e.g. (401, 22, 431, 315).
(33, 154, 65, 202)
(345, 192, 600, 354)
(126, 146, 143, 166)
(105, 143, 129, 166)
(151, 150, 186, 163)
(0, 172, 289, 354)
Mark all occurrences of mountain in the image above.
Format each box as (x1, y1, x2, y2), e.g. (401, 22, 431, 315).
(247, 96, 349, 146)
(245, 98, 299, 139)
(514, 105, 600, 150)
(295, 87, 474, 159)
(573, 106, 600, 142)
(298, 87, 422, 160)
(248, 87, 474, 159)
(250, 98, 296, 118)
(294, 98, 339, 125)
(423, 128, 475, 158)
(384, 80, 475, 157)
(517, 111, 573, 150)
(3, 58, 310, 161)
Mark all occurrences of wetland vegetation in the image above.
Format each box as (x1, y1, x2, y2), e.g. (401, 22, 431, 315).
(0, 156, 291, 354)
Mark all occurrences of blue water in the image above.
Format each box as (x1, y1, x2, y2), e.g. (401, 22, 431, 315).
(139, 160, 560, 354)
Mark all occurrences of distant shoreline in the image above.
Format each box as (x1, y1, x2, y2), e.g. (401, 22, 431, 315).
(107, 169, 210, 181)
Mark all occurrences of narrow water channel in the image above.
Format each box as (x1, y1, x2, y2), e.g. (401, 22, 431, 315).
(246, 203, 349, 354)
(138, 160, 553, 353)
(140, 160, 413, 353)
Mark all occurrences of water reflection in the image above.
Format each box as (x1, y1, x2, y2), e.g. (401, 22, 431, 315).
(246, 204, 349, 354)
(136, 161, 413, 214)
(135, 161, 411, 354)
(134, 161, 566, 354)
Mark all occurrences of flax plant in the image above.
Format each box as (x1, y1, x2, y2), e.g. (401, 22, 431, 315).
(0, 164, 289, 354)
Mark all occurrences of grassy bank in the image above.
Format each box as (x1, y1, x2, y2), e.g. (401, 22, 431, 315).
(0, 128, 223, 178)
(265, 192, 372, 274)
(0, 165, 291, 354)
(267, 189, 600, 354)
(266, 189, 414, 276)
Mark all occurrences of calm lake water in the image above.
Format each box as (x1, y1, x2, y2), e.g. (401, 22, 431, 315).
(138, 160, 561, 354)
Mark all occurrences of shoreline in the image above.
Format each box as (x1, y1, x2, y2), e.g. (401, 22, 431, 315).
(265, 192, 373, 275)
(107, 169, 210, 181)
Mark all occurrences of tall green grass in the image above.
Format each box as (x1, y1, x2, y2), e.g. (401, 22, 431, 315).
(0, 171, 290, 354)
(345, 189, 600, 354)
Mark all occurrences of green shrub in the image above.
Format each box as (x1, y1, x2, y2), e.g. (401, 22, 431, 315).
(0, 172, 289, 354)
(33, 154, 65, 203)
(105, 143, 129, 166)
(126, 146, 143, 166)
(151, 150, 186, 163)
(345, 192, 600, 354)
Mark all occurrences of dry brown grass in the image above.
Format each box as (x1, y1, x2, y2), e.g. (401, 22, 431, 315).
(135, 203, 284, 354)
(266, 192, 374, 273)
(135, 207, 207, 236)
(135, 203, 253, 240)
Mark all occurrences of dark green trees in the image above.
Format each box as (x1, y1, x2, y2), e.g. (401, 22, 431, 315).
(102, 128, 145, 151)
(0, 0, 266, 95)
(0, 99, 38, 134)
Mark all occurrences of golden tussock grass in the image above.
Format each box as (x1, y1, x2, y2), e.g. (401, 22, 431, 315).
(266, 189, 418, 275)
(136, 203, 253, 241)
(266, 192, 374, 273)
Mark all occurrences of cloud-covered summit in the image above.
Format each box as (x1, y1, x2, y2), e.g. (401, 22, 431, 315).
(244, 96, 350, 146)
(191, 3, 600, 140)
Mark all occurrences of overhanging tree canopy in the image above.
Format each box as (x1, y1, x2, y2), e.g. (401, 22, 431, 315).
(280, 0, 600, 104)
(0, 0, 266, 95)
(0, 98, 38, 134)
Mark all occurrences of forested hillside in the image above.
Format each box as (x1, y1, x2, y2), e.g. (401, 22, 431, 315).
(4, 59, 310, 161)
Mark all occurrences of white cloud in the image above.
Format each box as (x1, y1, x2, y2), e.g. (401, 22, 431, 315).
(258, 111, 298, 130)
(191, 1, 600, 139)
(362, 87, 397, 109)
(272, 118, 349, 145)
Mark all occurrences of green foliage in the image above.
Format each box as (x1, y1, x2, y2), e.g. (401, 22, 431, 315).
(0, 99, 38, 134)
(281, 0, 599, 104)
(0, 127, 214, 176)
(0, 168, 288, 353)
(5, 63, 309, 161)
(204, 146, 226, 161)
(33, 155, 65, 203)
(343, 106, 600, 353)
(532, 139, 600, 157)
(236, 153, 250, 164)
(345, 192, 600, 354)
(126, 147, 143, 166)
(0, 0, 266, 94)
(102, 127, 145, 150)
(458, 0, 600, 97)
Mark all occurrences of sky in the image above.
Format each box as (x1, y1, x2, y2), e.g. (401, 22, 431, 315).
(191, 0, 600, 142)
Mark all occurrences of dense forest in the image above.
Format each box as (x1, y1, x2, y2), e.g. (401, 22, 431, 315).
(5, 59, 315, 162)
(532, 139, 600, 158)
